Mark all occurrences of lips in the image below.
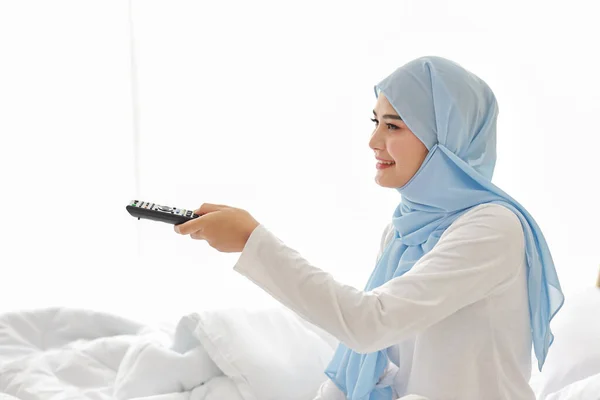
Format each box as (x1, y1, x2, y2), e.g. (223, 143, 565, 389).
(376, 160, 395, 170)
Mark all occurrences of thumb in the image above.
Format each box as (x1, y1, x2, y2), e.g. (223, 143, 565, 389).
(195, 203, 229, 215)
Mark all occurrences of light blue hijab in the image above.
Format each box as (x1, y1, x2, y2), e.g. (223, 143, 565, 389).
(324, 56, 565, 400)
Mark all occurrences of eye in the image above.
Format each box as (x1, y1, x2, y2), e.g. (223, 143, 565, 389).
(371, 118, 400, 131)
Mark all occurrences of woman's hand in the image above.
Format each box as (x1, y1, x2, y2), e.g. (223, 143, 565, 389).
(173, 203, 260, 253)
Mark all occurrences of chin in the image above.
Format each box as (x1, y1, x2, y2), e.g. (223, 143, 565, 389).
(375, 177, 404, 189)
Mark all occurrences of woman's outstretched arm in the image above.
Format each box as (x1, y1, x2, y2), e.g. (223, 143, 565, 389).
(233, 203, 525, 354)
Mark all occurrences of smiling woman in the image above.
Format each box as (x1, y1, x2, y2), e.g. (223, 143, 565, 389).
(177, 56, 564, 400)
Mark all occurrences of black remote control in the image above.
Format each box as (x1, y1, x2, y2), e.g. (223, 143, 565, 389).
(126, 200, 199, 225)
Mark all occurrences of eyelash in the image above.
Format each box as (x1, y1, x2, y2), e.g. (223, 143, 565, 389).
(370, 118, 399, 131)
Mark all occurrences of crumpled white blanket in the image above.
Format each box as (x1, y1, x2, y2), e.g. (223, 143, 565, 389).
(0, 308, 243, 400)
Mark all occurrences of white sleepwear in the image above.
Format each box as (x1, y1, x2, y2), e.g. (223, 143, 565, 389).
(233, 203, 535, 400)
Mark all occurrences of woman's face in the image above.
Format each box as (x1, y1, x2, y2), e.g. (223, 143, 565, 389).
(369, 94, 429, 188)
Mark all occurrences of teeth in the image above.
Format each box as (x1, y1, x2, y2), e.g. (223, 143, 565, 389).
(379, 160, 395, 165)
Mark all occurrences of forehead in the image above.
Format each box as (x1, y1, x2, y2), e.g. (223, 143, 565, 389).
(374, 93, 396, 112)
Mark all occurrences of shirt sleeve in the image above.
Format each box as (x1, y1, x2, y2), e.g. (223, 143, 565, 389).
(233, 203, 525, 354)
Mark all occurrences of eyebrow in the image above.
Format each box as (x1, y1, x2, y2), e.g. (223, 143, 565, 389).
(373, 110, 403, 121)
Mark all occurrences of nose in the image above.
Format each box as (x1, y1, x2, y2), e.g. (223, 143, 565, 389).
(369, 124, 385, 151)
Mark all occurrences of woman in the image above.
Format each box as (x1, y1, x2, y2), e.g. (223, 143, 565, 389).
(174, 56, 564, 400)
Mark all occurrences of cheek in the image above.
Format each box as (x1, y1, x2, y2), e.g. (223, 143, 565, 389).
(388, 137, 426, 170)
(387, 139, 408, 163)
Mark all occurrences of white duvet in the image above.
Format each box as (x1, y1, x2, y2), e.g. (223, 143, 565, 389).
(0, 307, 338, 400)
(0, 308, 245, 400)
(543, 373, 600, 400)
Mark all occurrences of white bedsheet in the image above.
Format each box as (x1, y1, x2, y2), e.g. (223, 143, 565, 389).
(543, 372, 600, 400)
(0, 308, 243, 400)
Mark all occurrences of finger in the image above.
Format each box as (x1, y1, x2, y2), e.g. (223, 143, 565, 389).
(190, 231, 206, 240)
(174, 215, 205, 235)
(195, 203, 229, 216)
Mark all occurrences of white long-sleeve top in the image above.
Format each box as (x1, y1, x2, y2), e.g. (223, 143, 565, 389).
(233, 203, 535, 400)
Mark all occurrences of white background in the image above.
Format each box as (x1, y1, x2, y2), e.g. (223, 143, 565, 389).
(0, 0, 598, 324)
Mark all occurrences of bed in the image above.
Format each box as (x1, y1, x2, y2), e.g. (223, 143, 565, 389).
(1, 270, 599, 400)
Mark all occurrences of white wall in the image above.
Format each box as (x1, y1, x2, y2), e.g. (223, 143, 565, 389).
(1, 0, 598, 324)
(0, 1, 138, 314)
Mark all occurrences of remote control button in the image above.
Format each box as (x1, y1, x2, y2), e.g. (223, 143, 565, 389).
(158, 206, 172, 212)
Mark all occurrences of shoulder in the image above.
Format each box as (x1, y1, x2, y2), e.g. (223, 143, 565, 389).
(382, 204, 523, 240)
(453, 203, 522, 230)
(443, 203, 525, 248)
(378, 203, 525, 252)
